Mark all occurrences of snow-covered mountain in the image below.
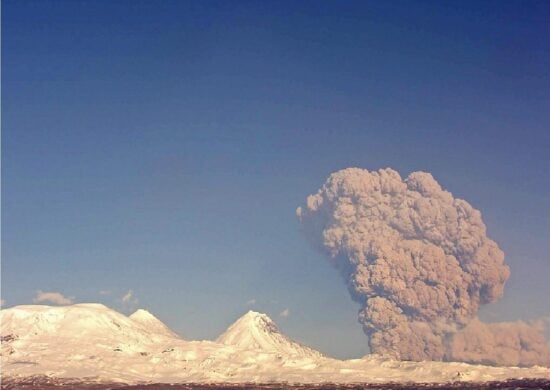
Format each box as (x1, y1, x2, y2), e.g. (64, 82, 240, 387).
(217, 310, 321, 358)
(129, 309, 180, 339)
(1, 303, 172, 349)
(1, 304, 549, 385)
(0, 302, 182, 381)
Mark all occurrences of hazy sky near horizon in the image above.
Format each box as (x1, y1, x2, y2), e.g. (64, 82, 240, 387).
(3, 0, 550, 358)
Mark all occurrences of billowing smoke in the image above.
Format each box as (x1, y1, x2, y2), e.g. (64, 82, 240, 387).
(297, 167, 549, 366)
(449, 318, 550, 366)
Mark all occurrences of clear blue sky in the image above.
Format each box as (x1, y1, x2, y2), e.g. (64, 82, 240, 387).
(2, 0, 549, 358)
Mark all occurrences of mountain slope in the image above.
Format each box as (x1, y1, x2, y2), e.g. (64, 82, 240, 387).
(2, 304, 549, 384)
(217, 310, 322, 358)
(0, 303, 178, 359)
(129, 309, 180, 338)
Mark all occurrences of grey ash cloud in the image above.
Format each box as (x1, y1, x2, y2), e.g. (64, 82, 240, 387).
(297, 167, 549, 366)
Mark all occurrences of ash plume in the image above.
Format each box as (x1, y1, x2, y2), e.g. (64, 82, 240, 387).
(297, 167, 549, 366)
(449, 318, 550, 366)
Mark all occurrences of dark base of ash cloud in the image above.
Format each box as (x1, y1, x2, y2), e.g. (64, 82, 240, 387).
(449, 318, 549, 367)
(297, 167, 549, 367)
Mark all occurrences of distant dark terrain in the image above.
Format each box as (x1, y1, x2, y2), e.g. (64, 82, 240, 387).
(2, 378, 550, 390)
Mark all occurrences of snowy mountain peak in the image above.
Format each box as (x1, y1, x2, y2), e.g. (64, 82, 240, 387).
(72, 303, 109, 309)
(216, 310, 321, 358)
(237, 310, 277, 329)
(0, 303, 176, 353)
(243, 310, 270, 318)
(129, 309, 157, 321)
(2, 304, 550, 384)
(129, 309, 179, 338)
(220, 310, 279, 339)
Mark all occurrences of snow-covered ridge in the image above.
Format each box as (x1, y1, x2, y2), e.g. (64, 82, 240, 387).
(129, 309, 180, 339)
(1, 304, 549, 384)
(217, 310, 321, 358)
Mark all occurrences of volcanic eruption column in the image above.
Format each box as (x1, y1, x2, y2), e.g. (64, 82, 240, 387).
(297, 168, 549, 366)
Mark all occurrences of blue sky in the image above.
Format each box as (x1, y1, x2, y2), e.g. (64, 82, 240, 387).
(2, 0, 549, 358)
